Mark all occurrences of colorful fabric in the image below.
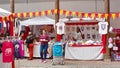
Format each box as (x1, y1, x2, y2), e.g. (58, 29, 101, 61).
(2, 41, 14, 63)
(9, 21, 14, 36)
(19, 40, 24, 58)
(101, 34, 106, 53)
(57, 34, 62, 42)
(13, 41, 20, 58)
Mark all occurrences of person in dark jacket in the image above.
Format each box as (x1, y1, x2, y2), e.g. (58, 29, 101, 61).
(26, 31, 34, 60)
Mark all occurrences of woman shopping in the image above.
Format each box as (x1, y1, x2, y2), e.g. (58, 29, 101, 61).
(39, 30, 50, 63)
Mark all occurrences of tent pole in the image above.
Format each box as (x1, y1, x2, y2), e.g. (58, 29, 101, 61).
(55, 0, 60, 42)
(10, 0, 15, 13)
(104, 0, 111, 61)
(10, 0, 15, 68)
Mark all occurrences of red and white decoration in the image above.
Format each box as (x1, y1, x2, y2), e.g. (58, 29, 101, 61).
(56, 21, 65, 42)
(63, 21, 106, 60)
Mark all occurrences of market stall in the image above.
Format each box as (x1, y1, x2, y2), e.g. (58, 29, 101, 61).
(0, 8, 13, 68)
(65, 45, 103, 60)
(18, 16, 55, 57)
(63, 20, 106, 60)
(108, 28, 120, 61)
(18, 16, 55, 35)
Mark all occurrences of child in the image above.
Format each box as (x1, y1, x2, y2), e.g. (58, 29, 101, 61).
(48, 37, 55, 58)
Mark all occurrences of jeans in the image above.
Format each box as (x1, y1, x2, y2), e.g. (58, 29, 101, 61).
(40, 44, 48, 60)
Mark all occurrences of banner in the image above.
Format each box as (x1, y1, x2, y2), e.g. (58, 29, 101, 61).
(1, 9, 120, 21)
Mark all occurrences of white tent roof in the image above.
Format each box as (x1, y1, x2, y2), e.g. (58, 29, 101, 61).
(0, 8, 11, 17)
(18, 16, 55, 35)
(20, 16, 55, 26)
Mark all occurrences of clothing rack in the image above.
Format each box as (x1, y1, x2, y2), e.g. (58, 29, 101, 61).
(0, 36, 19, 43)
(0, 36, 16, 68)
(0, 36, 19, 39)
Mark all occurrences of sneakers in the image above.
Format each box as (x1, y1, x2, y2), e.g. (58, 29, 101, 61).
(40, 60, 47, 63)
(43, 60, 47, 63)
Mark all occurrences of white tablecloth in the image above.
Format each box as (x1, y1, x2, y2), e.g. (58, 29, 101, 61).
(65, 45, 104, 60)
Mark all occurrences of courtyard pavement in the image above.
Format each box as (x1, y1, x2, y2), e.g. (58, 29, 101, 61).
(14, 59, 120, 68)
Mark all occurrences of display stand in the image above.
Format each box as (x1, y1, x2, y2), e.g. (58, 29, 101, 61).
(110, 28, 120, 61)
(63, 20, 105, 60)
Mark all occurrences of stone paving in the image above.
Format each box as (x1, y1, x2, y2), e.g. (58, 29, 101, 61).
(15, 59, 120, 68)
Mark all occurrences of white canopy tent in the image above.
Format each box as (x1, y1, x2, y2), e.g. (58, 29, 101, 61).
(0, 8, 11, 29)
(18, 16, 55, 35)
(0, 8, 11, 17)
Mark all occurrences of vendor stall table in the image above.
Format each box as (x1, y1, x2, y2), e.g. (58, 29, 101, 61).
(65, 44, 104, 60)
(64, 20, 105, 60)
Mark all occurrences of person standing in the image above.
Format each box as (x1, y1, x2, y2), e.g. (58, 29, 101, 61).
(19, 31, 25, 40)
(48, 37, 55, 58)
(19, 31, 25, 58)
(39, 30, 50, 63)
(26, 31, 34, 60)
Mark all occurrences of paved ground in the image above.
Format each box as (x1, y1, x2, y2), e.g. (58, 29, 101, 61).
(14, 59, 120, 68)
